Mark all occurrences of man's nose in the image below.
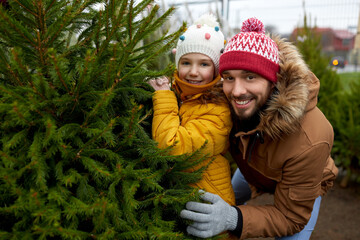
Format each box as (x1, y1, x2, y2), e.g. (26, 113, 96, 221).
(232, 79, 246, 97)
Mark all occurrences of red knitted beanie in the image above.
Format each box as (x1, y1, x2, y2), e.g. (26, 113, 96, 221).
(219, 18, 279, 83)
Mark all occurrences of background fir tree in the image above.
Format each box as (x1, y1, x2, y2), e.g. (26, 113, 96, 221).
(0, 1, 213, 239)
(294, 15, 360, 186)
(293, 15, 341, 120)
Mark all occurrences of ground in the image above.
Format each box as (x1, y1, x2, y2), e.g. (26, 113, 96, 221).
(246, 177, 360, 240)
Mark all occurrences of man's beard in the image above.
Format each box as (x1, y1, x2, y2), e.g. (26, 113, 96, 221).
(230, 96, 271, 133)
(231, 106, 261, 133)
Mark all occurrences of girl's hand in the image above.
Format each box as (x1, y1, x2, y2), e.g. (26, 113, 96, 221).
(148, 76, 170, 91)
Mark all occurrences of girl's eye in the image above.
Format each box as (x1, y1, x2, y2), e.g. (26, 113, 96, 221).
(201, 63, 209, 67)
(181, 61, 190, 65)
(247, 75, 255, 80)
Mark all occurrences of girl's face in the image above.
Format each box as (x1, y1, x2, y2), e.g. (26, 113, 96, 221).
(178, 53, 215, 85)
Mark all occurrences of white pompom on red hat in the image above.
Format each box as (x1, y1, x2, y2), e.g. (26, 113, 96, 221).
(219, 17, 279, 82)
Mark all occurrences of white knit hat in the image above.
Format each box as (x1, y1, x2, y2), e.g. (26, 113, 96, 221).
(174, 14, 225, 75)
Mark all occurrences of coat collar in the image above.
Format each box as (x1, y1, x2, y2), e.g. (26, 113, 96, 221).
(172, 71, 221, 101)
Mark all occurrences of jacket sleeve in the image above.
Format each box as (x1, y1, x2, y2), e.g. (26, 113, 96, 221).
(151, 90, 232, 156)
(237, 143, 331, 239)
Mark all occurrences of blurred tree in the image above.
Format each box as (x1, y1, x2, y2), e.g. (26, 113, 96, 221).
(0, 0, 8, 8)
(331, 79, 360, 187)
(293, 15, 341, 117)
(265, 24, 278, 35)
(294, 15, 360, 187)
(0, 0, 209, 239)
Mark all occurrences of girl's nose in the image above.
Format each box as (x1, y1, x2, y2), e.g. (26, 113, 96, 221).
(189, 66, 199, 76)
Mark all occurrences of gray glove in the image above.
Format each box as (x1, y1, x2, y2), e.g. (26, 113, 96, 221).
(180, 191, 238, 238)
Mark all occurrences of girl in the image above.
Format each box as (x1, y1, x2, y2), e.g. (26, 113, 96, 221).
(148, 14, 235, 208)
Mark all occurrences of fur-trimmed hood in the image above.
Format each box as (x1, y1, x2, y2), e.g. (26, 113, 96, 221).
(257, 37, 320, 140)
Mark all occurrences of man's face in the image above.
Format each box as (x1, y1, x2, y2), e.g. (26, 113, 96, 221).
(222, 70, 274, 121)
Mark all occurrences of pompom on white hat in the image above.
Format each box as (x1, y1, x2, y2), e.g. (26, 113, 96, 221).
(174, 14, 225, 75)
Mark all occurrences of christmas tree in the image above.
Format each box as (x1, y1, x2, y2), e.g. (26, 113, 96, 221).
(293, 15, 341, 119)
(0, 0, 209, 239)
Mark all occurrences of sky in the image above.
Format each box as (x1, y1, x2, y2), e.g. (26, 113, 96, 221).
(157, 0, 359, 36)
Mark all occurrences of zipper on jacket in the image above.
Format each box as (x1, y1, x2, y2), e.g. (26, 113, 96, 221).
(247, 131, 264, 163)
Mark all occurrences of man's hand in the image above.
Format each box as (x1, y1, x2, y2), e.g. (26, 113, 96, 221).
(180, 191, 238, 238)
(147, 76, 170, 91)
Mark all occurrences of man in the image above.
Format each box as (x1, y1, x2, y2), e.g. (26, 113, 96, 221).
(180, 17, 338, 239)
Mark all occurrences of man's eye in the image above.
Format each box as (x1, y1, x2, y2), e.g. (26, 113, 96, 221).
(223, 76, 233, 81)
(247, 75, 255, 80)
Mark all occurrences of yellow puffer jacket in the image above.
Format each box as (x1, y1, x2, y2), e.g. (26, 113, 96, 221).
(151, 75, 235, 206)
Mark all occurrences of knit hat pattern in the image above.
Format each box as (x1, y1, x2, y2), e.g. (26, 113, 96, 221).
(175, 14, 225, 75)
(219, 18, 280, 82)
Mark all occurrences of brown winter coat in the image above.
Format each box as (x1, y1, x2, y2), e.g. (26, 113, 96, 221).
(230, 37, 338, 239)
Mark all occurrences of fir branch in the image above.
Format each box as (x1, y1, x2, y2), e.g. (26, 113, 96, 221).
(120, 30, 180, 83)
(93, 9, 103, 52)
(76, 118, 116, 157)
(48, 52, 70, 93)
(46, 1, 91, 47)
(3, 129, 27, 152)
(43, 117, 58, 148)
(138, 107, 152, 125)
(72, 50, 95, 110)
(119, 7, 182, 83)
(13, 0, 38, 18)
(27, 91, 51, 117)
(2, 61, 23, 87)
(133, 28, 172, 53)
(28, 132, 49, 191)
(130, 27, 183, 64)
(127, 0, 134, 41)
(74, 29, 95, 51)
(97, 1, 129, 59)
(44, 0, 57, 13)
(11, 48, 34, 88)
(113, 1, 155, 82)
(0, 150, 20, 167)
(0, 85, 47, 121)
(35, 0, 46, 34)
(122, 179, 141, 214)
(136, 63, 175, 80)
(105, 43, 119, 88)
(35, 29, 47, 69)
(110, 0, 128, 37)
(104, 1, 111, 39)
(12, 103, 33, 127)
(82, 89, 115, 127)
(47, 185, 72, 207)
(80, 156, 111, 180)
(132, 0, 153, 17)
(132, 4, 157, 41)
(0, 4, 36, 48)
(114, 104, 140, 149)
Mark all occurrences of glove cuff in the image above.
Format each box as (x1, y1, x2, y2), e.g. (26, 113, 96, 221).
(230, 206, 243, 237)
(226, 205, 239, 231)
